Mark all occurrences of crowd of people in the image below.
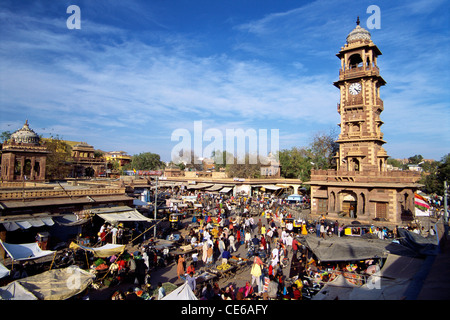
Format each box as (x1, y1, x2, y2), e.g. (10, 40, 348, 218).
(149, 191, 320, 300)
(82, 191, 299, 300)
(75, 188, 441, 300)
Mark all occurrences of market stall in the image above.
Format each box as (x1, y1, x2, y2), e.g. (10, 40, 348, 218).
(312, 253, 425, 300)
(195, 271, 217, 286)
(311, 274, 359, 300)
(227, 256, 250, 275)
(162, 282, 198, 300)
(0, 262, 9, 279)
(69, 242, 126, 258)
(92, 206, 153, 224)
(303, 234, 417, 263)
(0, 266, 95, 300)
(0, 240, 55, 261)
(0, 281, 38, 300)
(206, 260, 237, 281)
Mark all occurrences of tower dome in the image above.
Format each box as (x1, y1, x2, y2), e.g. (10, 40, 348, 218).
(10, 120, 40, 145)
(346, 17, 371, 44)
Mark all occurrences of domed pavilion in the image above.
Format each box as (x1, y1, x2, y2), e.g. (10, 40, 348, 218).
(1, 120, 49, 182)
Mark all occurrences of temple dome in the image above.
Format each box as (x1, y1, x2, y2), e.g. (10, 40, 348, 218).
(10, 120, 40, 145)
(346, 17, 371, 44)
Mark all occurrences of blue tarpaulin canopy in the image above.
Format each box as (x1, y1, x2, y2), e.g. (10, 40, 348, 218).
(0, 240, 55, 261)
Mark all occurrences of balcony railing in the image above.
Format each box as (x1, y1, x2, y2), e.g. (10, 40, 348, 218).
(310, 169, 421, 184)
(344, 96, 363, 106)
(339, 65, 380, 80)
(342, 97, 383, 108)
(375, 98, 384, 109)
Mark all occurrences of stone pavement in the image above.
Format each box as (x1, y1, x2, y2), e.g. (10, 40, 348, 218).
(415, 233, 450, 300)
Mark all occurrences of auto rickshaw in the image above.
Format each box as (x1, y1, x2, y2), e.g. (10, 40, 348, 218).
(169, 213, 182, 230)
(343, 224, 373, 237)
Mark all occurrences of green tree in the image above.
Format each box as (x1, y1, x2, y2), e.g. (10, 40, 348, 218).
(94, 150, 104, 158)
(124, 152, 165, 171)
(166, 161, 185, 171)
(108, 159, 120, 171)
(44, 136, 73, 179)
(421, 154, 450, 196)
(438, 153, 450, 183)
(387, 158, 408, 170)
(408, 154, 424, 165)
(277, 130, 338, 182)
(211, 150, 234, 171)
(171, 149, 203, 171)
(278, 147, 312, 181)
(185, 151, 203, 171)
(0, 131, 12, 167)
(307, 130, 339, 170)
(420, 160, 439, 174)
(226, 154, 261, 179)
(0, 131, 12, 143)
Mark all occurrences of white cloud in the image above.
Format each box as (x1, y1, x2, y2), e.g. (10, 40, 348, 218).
(1, 15, 338, 122)
(0, 0, 448, 161)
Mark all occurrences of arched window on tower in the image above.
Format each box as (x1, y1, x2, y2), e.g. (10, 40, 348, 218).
(34, 161, 40, 177)
(14, 160, 21, 177)
(351, 122, 360, 135)
(360, 193, 366, 215)
(24, 159, 32, 177)
(352, 158, 360, 172)
(330, 191, 336, 212)
(349, 54, 363, 69)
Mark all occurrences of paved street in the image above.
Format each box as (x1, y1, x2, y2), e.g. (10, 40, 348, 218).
(86, 208, 450, 300)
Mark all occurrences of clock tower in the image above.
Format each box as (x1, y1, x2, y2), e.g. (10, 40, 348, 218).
(333, 17, 388, 173)
(306, 18, 422, 225)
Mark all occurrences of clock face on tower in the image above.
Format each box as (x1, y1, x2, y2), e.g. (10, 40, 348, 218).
(349, 82, 362, 95)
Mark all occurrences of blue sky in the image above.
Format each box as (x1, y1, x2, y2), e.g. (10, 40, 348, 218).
(0, 0, 449, 162)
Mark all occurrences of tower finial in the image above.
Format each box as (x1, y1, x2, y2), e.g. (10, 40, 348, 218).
(356, 16, 360, 26)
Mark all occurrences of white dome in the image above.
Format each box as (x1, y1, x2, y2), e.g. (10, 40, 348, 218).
(346, 18, 371, 44)
(10, 120, 40, 145)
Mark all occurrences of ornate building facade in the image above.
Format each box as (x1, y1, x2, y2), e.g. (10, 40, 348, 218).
(71, 142, 106, 178)
(307, 19, 421, 224)
(0, 121, 49, 182)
